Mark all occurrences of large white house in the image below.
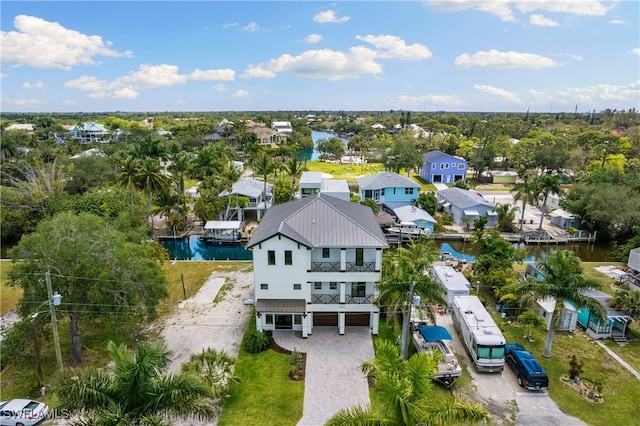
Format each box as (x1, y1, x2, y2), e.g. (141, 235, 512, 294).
(246, 194, 389, 337)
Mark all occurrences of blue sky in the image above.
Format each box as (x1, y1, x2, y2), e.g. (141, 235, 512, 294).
(1, 1, 638, 113)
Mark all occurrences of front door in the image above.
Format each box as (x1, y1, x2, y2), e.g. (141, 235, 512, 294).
(275, 314, 293, 329)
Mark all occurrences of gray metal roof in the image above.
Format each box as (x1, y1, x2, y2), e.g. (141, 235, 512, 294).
(246, 193, 389, 249)
(393, 205, 436, 223)
(423, 150, 460, 163)
(357, 172, 419, 190)
(229, 178, 271, 198)
(437, 187, 495, 210)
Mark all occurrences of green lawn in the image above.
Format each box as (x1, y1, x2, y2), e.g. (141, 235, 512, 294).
(0, 260, 22, 317)
(304, 161, 383, 183)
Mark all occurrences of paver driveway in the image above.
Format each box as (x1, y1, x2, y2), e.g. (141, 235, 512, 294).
(273, 326, 374, 426)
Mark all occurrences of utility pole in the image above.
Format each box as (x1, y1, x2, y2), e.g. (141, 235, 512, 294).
(46, 265, 63, 371)
(400, 281, 416, 360)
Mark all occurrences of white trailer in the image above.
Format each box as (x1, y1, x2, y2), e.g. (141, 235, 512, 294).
(430, 265, 470, 306)
(452, 295, 505, 372)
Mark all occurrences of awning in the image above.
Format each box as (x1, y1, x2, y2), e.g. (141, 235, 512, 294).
(204, 220, 242, 231)
(255, 299, 306, 313)
(463, 209, 480, 216)
(418, 325, 453, 342)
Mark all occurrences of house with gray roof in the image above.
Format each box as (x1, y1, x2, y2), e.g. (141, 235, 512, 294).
(392, 205, 437, 235)
(219, 178, 272, 221)
(69, 122, 110, 143)
(299, 171, 350, 201)
(437, 187, 497, 227)
(420, 150, 467, 184)
(356, 172, 419, 208)
(246, 194, 389, 337)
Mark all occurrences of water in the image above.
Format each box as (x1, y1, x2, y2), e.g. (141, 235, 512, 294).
(298, 131, 349, 162)
(160, 236, 616, 262)
(161, 235, 252, 261)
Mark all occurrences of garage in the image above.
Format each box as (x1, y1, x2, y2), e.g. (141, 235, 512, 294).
(346, 313, 370, 326)
(313, 312, 338, 326)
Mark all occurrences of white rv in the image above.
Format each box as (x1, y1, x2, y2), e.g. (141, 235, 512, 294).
(452, 295, 505, 372)
(430, 265, 470, 306)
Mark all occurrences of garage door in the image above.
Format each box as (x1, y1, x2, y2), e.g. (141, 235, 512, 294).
(346, 313, 370, 326)
(313, 312, 338, 326)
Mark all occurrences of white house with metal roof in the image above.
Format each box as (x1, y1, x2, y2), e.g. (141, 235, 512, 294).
(356, 172, 419, 207)
(299, 171, 350, 201)
(219, 178, 272, 221)
(246, 194, 389, 337)
(69, 122, 110, 143)
(437, 187, 498, 227)
(271, 121, 293, 133)
(392, 205, 437, 235)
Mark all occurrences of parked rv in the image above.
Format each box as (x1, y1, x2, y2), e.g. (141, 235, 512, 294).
(452, 295, 505, 372)
(505, 343, 549, 390)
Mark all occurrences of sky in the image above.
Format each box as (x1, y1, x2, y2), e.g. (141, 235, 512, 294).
(1, 0, 639, 113)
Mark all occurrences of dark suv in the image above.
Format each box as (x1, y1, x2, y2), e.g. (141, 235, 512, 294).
(505, 343, 549, 390)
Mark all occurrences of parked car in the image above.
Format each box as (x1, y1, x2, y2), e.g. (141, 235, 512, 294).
(505, 343, 549, 390)
(0, 399, 48, 426)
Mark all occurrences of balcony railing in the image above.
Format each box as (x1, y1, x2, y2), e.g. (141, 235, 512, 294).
(588, 320, 611, 335)
(311, 293, 375, 304)
(309, 262, 341, 272)
(346, 262, 376, 272)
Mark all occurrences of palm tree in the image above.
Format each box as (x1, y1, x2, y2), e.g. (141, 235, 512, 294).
(611, 290, 640, 320)
(253, 153, 276, 201)
(116, 157, 140, 215)
(513, 174, 538, 232)
(535, 173, 563, 232)
(54, 340, 218, 425)
(326, 340, 488, 426)
(495, 203, 519, 232)
(135, 157, 170, 229)
(510, 250, 605, 358)
(181, 348, 238, 399)
(284, 155, 304, 200)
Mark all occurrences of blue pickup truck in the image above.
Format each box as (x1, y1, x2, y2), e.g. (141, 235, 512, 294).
(505, 343, 549, 390)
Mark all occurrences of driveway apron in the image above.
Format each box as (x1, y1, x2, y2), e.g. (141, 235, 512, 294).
(273, 326, 374, 426)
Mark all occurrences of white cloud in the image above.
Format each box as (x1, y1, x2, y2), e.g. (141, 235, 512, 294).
(609, 19, 624, 25)
(529, 14, 558, 26)
(455, 49, 560, 69)
(233, 89, 249, 98)
(355, 35, 432, 60)
(632, 48, 640, 56)
(2, 97, 47, 108)
(392, 94, 468, 108)
(222, 23, 238, 29)
(305, 34, 323, 44)
(22, 80, 45, 89)
(553, 81, 640, 104)
(65, 64, 234, 99)
(426, 0, 517, 22)
(1, 15, 132, 70)
(190, 68, 235, 81)
(313, 10, 350, 24)
(514, 0, 612, 17)
(474, 84, 522, 103)
(242, 47, 382, 81)
(242, 22, 261, 32)
(212, 84, 227, 92)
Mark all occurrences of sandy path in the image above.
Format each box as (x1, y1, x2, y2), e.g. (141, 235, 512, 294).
(154, 269, 255, 373)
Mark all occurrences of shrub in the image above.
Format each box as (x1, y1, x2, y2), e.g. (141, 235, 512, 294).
(569, 354, 584, 380)
(244, 327, 270, 354)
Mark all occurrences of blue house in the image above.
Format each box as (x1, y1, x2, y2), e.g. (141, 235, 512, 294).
(420, 151, 467, 184)
(356, 172, 419, 207)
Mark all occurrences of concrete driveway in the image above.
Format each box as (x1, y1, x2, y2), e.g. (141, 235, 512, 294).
(273, 327, 374, 426)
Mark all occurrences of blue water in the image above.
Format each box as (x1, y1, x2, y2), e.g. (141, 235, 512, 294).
(161, 235, 252, 261)
(298, 131, 349, 162)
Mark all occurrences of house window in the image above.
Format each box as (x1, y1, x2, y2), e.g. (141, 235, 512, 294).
(356, 248, 364, 266)
(458, 163, 465, 169)
(260, 283, 268, 290)
(451, 163, 456, 167)
(268, 250, 276, 265)
(381, 188, 385, 196)
(322, 248, 330, 258)
(285, 250, 292, 265)
(440, 163, 446, 169)
(393, 188, 396, 194)
(265, 314, 273, 325)
(364, 189, 372, 199)
(351, 282, 366, 297)
(314, 282, 322, 290)
(293, 283, 301, 290)
(404, 187, 413, 195)
(294, 314, 302, 325)
(431, 163, 436, 170)
(330, 282, 337, 290)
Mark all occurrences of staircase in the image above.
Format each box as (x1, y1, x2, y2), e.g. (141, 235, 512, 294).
(611, 330, 628, 346)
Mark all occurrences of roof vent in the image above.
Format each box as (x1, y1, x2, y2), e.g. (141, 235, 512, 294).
(312, 219, 316, 224)
(474, 315, 484, 322)
(483, 329, 493, 335)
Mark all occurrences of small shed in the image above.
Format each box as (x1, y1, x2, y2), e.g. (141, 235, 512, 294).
(490, 171, 518, 184)
(549, 209, 579, 229)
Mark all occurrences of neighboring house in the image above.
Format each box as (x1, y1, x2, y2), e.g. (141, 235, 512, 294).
(371, 123, 385, 130)
(391, 205, 437, 235)
(490, 171, 518, 184)
(69, 122, 110, 143)
(430, 265, 470, 306)
(271, 121, 293, 133)
(219, 178, 273, 221)
(299, 171, 350, 201)
(248, 126, 288, 149)
(356, 172, 419, 207)
(420, 151, 467, 184)
(626, 247, 640, 288)
(549, 209, 580, 230)
(246, 194, 389, 337)
(437, 187, 497, 227)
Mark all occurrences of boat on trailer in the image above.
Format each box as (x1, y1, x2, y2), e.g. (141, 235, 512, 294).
(411, 323, 462, 387)
(386, 221, 429, 238)
(201, 220, 243, 244)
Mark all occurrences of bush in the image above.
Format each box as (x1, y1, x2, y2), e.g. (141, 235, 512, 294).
(569, 354, 584, 380)
(244, 327, 270, 354)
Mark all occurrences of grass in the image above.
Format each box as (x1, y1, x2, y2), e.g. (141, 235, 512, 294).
(581, 261, 626, 296)
(499, 312, 640, 426)
(219, 315, 304, 426)
(304, 161, 384, 183)
(0, 260, 22, 317)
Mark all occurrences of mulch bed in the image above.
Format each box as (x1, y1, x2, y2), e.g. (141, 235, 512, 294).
(559, 377, 604, 403)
